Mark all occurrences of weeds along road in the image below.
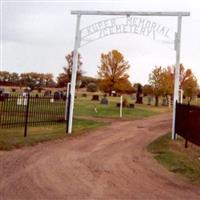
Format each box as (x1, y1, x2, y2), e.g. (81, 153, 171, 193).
(0, 113, 200, 200)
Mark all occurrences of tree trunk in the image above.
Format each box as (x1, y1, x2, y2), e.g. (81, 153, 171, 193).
(155, 96, 159, 107)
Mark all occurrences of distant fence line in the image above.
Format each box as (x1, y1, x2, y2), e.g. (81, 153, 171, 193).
(175, 102, 200, 147)
(0, 94, 67, 136)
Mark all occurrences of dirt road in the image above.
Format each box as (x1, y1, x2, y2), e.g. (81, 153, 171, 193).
(0, 113, 199, 200)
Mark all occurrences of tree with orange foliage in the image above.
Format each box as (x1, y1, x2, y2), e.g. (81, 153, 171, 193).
(166, 64, 193, 90)
(149, 66, 164, 106)
(183, 75, 198, 102)
(98, 50, 133, 95)
(149, 64, 198, 106)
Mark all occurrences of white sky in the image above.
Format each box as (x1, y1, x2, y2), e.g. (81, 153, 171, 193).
(0, 0, 200, 84)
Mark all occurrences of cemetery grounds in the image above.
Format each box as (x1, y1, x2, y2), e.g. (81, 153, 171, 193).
(0, 91, 200, 199)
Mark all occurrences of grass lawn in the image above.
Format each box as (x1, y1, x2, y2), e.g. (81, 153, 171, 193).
(148, 133, 200, 184)
(0, 94, 172, 151)
(0, 118, 106, 151)
(74, 95, 171, 118)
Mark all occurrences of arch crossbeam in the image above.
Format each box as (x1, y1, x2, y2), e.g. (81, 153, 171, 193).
(71, 10, 190, 17)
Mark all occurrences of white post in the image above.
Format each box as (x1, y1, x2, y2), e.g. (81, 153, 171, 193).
(172, 16, 182, 140)
(168, 95, 171, 108)
(65, 82, 71, 120)
(68, 14, 81, 134)
(120, 96, 123, 117)
(179, 89, 183, 103)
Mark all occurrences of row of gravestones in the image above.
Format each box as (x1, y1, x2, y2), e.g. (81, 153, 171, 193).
(90, 94, 134, 108)
(91, 95, 109, 105)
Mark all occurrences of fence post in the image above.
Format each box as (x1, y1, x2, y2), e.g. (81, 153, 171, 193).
(65, 83, 71, 133)
(120, 96, 123, 118)
(185, 103, 190, 148)
(24, 93, 30, 137)
(66, 93, 71, 134)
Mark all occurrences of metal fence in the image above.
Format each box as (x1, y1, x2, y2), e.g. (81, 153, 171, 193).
(0, 94, 67, 135)
(175, 102, 200, 147)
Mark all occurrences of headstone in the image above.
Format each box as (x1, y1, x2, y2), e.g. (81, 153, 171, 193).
(116, 103, 120, 107)
(0, 87, 4, 95)
(17, 94, 27, 106)
(82, 93, 87, 97)
(63, 95, 66, 101)
(132, 93, 136, 100)
(147, 95, 153, 105)
(23, 97, 27, 106)
(162, 98, 167, 106)
(92, 95, 99, 101)
(54, 91, 60, 101)
(44, 90, 52, 96)
(136, 84, 143, 104)
(50, 98, 54, 103)
(100, 97, 108, 104)
(129, 103, 135, 108)
(17, 96, 23, 105)
(22, 92, 27, 97)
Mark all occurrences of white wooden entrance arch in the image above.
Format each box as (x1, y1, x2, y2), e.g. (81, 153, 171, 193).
(68, 10, 190, 140)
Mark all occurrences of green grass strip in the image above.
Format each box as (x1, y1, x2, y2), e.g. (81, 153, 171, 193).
(0, 118, 106, 151)
(148, 133, 200, 184)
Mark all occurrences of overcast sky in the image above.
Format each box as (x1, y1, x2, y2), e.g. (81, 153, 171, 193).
(1, 0, 200, 84)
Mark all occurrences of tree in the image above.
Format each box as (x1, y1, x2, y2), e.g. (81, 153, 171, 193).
(143, 84, 153, 96)
(135, 83, 143, 104)
(80, 76, 99, 88)
(179, 64, 193, 89)
(0, 71, 55, 87)
(98, 49, 132, 95)
(166, 64, 193, 90)
(0, 71, 20, 86)
(0, 71, 10, 85)
(19, 73, 37, 89)
(183, 75, 198, 102)
(161, 67, 174, 95)
(87, 82, 98, 92)
(43, 73, 55, 87)
(149, 66, 164, 106)
(143, 84, 154, 105)
(10, 72, 20, 85)
(149, 64, 198, 106)
(197, 87, 200, 98)
(113, 78, 134, 94)
(57, 51, 83, 87)
(19, 72, 55, 89)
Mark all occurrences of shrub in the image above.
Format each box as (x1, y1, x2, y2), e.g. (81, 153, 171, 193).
(122, 98, 129, 107)
(82, 93, 87, 97)
(87, 82, 98, 92)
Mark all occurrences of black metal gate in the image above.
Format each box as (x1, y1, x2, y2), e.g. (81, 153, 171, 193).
(175, 102, 200, 147)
